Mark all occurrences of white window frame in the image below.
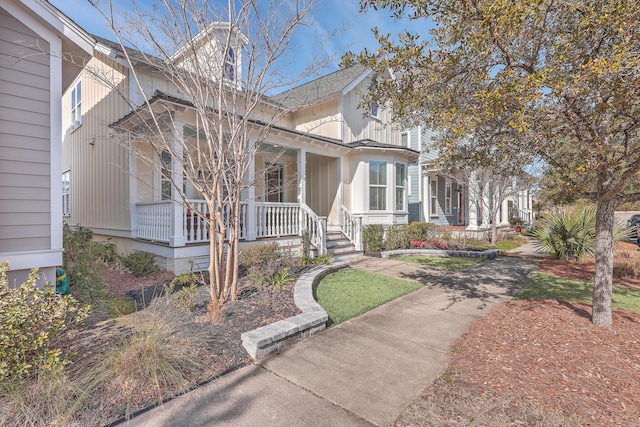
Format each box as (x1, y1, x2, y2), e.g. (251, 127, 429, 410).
(370, 100, 380, 119)
(445, 181, 452, 215)
(395, 163, 406, 211)
(161, 150, 172, 200)
(62, 170, 70, 216)
(430, 177, 438, 217)
(264, 162, 284, 202)
(401, 131, 409, 147)
(369, 160, 387, 210)
(224, 47, 236, 82)
(71, 79, 82, 129)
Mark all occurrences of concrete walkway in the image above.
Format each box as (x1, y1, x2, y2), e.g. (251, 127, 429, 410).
(125, 246, 538, 427)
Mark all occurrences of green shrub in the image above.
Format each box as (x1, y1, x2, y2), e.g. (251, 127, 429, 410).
(170, 274, 199, 312)
(384, 224, 411, 250)
(532, 205, 630, 260)
(0, 262, 89, 381)
(63, 226, 107, 303)
(363, 224, 385, 252)
(408, 222, 443, 242)
(121, 251, 158, 277)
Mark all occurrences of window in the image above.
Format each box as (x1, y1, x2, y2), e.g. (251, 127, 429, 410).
(265, 163, 283, 202)
(161, 150, 172, 200)
(395, 163, 405, 211)
(401, 131, 408, 147)
(370, 100, 379, 118)
(71, 80, 82, 128)
(445, 182, 452, 215)
(224, 47, 235, 81)
(369, 161, 387, 210)
(430, 177, 438, 216)
(62, 171, 70, 216)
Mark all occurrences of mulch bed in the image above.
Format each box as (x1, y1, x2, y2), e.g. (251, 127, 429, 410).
(60, 264, 302, 425)
(395, 244, 640, 426)
(67, 243, 640, 425)
(448, 299, 640, 426)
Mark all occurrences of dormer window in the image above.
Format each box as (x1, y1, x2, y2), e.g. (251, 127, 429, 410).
(224, 47, 235, 81)
(370, 100, 380, 119)
(71, 79, 82, 129)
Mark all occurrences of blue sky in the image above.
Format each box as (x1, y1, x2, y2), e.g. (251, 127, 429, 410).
(50, 0, 433, 84)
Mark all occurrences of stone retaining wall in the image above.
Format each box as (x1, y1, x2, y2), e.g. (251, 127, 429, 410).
(381, 248, 500, 259)
(241, 263, 347, 360)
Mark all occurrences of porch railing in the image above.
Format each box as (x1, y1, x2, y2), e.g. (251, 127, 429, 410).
(340, 205, 363, 251)
(137, 201, 173, 242)
(301, 203, 327, 255)
(185, 200, 247, 243)
(255, 202, 300, 238)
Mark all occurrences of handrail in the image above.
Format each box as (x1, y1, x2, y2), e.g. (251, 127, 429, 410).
(340, 205, 363, 251)
(300, 203, 327, 256)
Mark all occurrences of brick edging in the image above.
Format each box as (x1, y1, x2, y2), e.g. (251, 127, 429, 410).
(241, 263, 348, 360)
(381, 248, 500, 259)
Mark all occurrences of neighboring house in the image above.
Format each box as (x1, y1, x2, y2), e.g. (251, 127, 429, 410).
(1, 0, 93, 285)
(403, 127, 533, 229)
(61, 29, 418, 274)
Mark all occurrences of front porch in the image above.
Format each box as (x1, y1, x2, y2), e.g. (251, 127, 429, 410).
(134, 199, 363, 255)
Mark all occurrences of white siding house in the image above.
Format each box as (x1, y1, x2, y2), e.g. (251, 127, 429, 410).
(0, 0, 92, 285)
(62, 32, 418, 274)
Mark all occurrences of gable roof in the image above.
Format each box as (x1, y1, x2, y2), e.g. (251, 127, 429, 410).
(272, 64, 367, 110)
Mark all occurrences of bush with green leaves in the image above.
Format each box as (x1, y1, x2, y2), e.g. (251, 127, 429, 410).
(363, 224, 385, 252)
(0, 262, 89, 381)
(532, 205, 630, 260)
(408, 222, 443, 243)
(384, 224, 411, 250)
(63, 226, 107, 303)
(121, 251, 158, 277)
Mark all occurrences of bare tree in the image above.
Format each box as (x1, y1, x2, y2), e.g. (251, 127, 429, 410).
(90, 0, 324, 316)
(448, 168, 531, 245)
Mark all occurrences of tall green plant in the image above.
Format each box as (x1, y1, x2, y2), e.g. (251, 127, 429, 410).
(363, 224, 385, 252)
(0, 262, 88, 381)
(532, 206, 630, 260)
(63, 226, 107, 303)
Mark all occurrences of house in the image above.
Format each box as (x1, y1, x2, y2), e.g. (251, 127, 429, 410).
(1, 0, 93, 285)
(61, 28, 418, 274)
(403, 127, 533, 229)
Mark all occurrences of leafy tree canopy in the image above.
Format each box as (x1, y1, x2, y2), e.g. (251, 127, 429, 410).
(344, 0, 640, 200)
(344, 0, 640, 326)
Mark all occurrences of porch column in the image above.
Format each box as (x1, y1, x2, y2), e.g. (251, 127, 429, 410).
(129, 136, 138, 239)
(245, 138, 257, 241)
(466, 171, 479, 231)
(170, 122, 186, 247)
(297, 149, 307, 205)
(297, 149, 306, 235)
(500, 198, 510, 226)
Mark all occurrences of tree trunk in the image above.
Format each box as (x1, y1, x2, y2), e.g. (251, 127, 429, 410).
(491, 212, 498, 246)
(592, 197, 616, 326)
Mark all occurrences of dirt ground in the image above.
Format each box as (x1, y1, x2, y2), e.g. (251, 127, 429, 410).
(394, 242, 640, 426)
(59, 264, 301, 425)
(66, 241, 640, 426)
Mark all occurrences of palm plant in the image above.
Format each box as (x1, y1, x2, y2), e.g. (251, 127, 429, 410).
(532, 205, 630, 260)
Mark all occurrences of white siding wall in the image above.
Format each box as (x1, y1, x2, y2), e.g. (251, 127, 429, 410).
(0, 8, 51, 252)
(61, 54, 131, 233)
(342, 79, 400, 145)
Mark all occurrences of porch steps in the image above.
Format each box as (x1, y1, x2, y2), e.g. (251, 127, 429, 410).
(326, 231, 362, 262)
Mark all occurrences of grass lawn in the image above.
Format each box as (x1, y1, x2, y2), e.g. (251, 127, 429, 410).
(314, 269, 421, 326)
(396, 255, 484, 271)
(494, 236, 528, 251)
(516, 272, 640, 313)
